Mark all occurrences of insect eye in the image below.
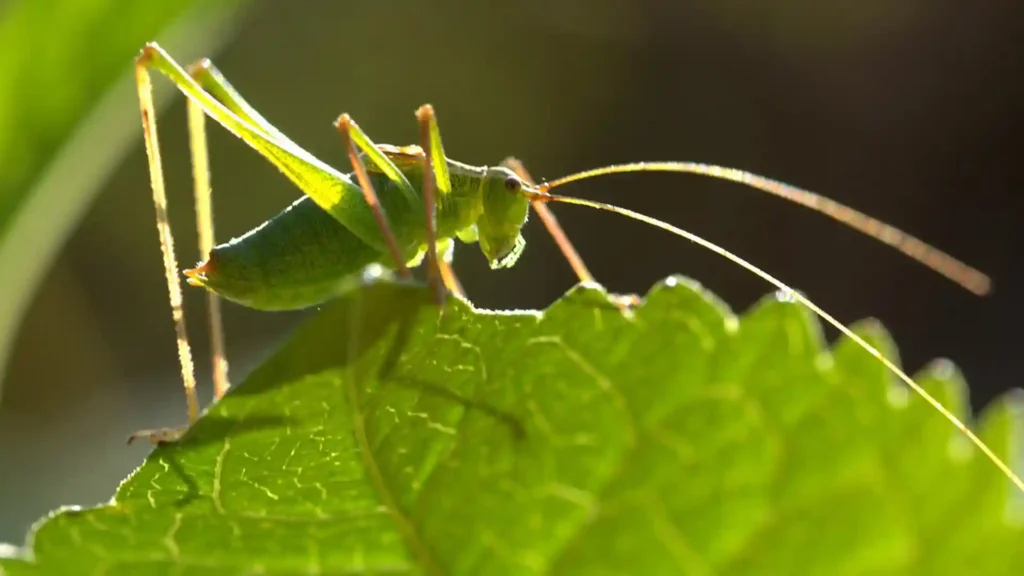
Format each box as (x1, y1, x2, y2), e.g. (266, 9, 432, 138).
(504, 176, 522, 192)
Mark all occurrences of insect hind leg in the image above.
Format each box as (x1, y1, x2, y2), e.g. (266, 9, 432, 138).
(128, 49, 201, 444)
(181, 55, 327, 402)
(184, 61, 232, 401)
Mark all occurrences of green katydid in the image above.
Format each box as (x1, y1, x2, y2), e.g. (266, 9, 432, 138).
(129, 42, 1021, 494)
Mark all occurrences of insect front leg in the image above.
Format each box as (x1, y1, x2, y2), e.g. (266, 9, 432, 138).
(501, 158, 594, 283)
(501, 157, 640, 310)
(436, 244, 466, 301)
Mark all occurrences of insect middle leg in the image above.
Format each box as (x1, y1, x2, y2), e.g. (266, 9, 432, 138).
(332, 107, 456, 305)
(415, 104, 458, 305)
(334, 116, 413, 283)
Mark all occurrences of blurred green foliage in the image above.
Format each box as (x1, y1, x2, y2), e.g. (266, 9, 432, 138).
(0, 0, 244, 390)
(0, 0, 231, 233)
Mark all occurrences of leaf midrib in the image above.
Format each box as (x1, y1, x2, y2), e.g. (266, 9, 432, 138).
(345, 366, 443, 575)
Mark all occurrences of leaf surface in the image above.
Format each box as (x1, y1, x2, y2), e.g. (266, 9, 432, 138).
(2, 276, 1021, 575)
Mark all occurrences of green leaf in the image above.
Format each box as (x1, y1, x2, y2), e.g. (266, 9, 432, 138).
(2, 275, 1021, 574)
(0, 0, 246, 396)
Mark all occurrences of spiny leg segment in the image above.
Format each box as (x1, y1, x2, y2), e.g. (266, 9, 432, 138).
(128, 50, 200, 444)
(185, 68, 230, 401)
(180, 56, 301, 404)
(129, 54, 306, 444)
(131, 43, 358, 443)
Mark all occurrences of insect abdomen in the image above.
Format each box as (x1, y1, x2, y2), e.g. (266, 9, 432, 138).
(194, 195, 386, 311)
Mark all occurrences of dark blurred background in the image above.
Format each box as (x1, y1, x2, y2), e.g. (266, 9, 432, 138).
(1, 0, 1021, 543)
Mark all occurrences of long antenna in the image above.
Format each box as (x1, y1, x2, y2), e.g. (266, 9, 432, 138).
(540, 162, 991, 296)
(524, 187, 1022, 494)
